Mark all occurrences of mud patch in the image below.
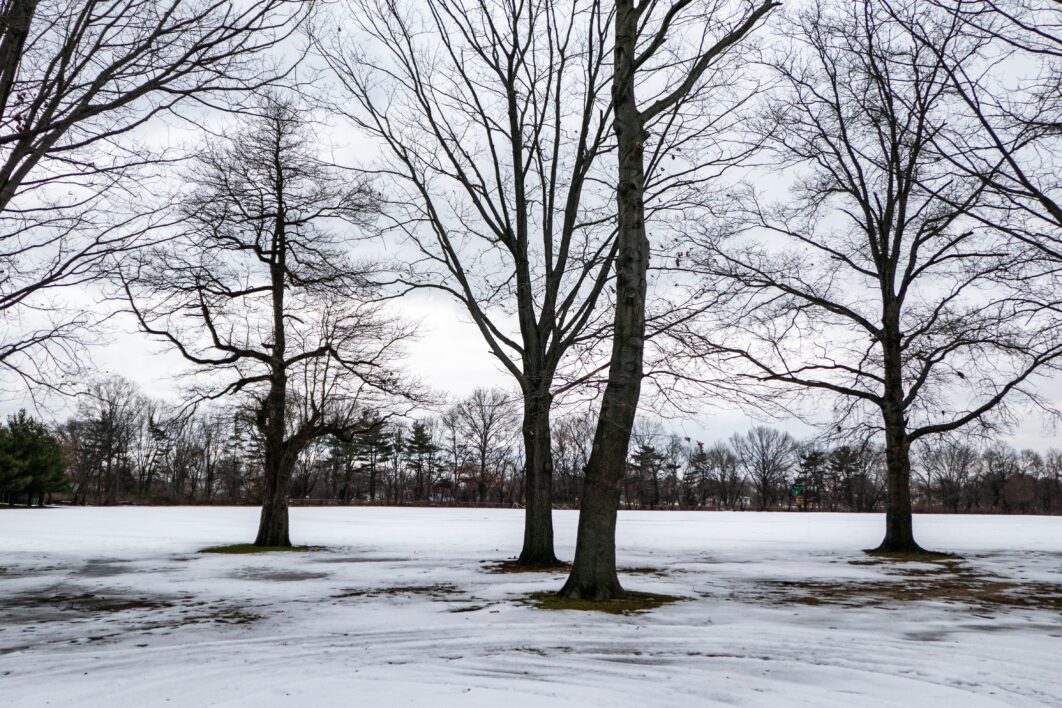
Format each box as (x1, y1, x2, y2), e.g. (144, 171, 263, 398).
(481, 560, 570, 574)
(0, 589, 263, 653)
(744, 558, 1062, 612)
(334, 583, 462, 600)
(1, 590, 171, 616)
(201, 544, 328, 555)
(447, 603, 496, 613)
(76, 559, 136, 578)
(523, 591, 685, 615)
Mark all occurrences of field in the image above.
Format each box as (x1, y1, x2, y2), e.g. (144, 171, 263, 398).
(2, 507, 1061, 706)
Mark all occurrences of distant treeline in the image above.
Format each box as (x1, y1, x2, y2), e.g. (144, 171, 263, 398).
(2, 375, 1058, 515)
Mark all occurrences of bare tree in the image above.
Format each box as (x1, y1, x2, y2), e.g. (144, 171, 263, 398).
(708, 442, 747, 510)
(552, 408, 593, 505)
(679, 0, 1062, 552)
(917, 436, 981, 513)
(120, 101, 416, 547)
(59, 375, 144, 505)
(897, 1, 1061, 263)
(313, 0, 618, 566)
(730, 426, 795, 511)
(455, 388, 520, 504)
(562, 0, 777, 600)
(0, 0, 307, 393)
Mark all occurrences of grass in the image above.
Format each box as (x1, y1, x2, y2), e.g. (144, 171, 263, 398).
(334, 583, 461, 600)
(861, 549, 960, 562)
(524, 590, 684, 615)
(749, 555, 1062, 611)
(481, 559, 571, 574)
(481, 561, 666, 576)
(199, 544, 327, 554)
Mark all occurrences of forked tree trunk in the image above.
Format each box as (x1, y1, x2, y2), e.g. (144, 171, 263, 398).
(559, 0, 646, 600)
(517, 387, 559, 566)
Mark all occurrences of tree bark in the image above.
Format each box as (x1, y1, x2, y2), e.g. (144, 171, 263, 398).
(517, 386, 559, 566)
(255, 448, 293, 547)
(253, 145, 291, 548)
(559, 0, 646, 600)
(255, 367, 292, 546)
(876, 407, 921, 552)
(874, 330, 923, 552)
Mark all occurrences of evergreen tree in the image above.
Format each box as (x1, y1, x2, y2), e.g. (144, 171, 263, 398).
(796, 449, 828, 511)
(0, 411, 67, 506)
(406, 421, 439, 503)
(687, 443, 712, 508)
(354, 424, 394, 503)
(627, 444, 666, 509)
(829, 446, 861, 511)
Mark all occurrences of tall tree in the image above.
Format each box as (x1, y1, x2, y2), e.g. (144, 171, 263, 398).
(917, 436, 981, 513)
(0, 0, 306, 392)
(66, 376, 144, 504)
(898, 0, 1061, 266)
(406, 420, 440, 503)
(315, 0, 618, 566)
(455, 388, 519, 505)
(731, 426, 795, 511)
(0, 409, 66, 505)
(353, 423, 394, 503)
(682, 0, 1062, 552)
(121, 101, 415, 546)
(795, 446, 828, 510)
(561, 0, 778, 600)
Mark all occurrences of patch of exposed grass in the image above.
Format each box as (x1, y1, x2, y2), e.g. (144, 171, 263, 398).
(481, 561, 667, 576)
(207, 607, 261, 625)
(861, 549, 960, 562)
(199, 544, 327, 554)
(524, 590, 684, 615)
(748, 557, 1062, 612)
(1, 592, 173, 614)
(334, 583, 461, 600)
(481, 559, 571, 574)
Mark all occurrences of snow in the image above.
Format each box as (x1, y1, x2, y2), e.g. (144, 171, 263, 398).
(1, 507, 1060, 707)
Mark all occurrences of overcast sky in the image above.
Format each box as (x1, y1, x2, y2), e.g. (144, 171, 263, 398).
(2, 1, 1059, 455)
(4, 275, 1059, 454)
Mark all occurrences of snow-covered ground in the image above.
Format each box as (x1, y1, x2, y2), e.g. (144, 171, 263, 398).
(1, 507, 1060, 707)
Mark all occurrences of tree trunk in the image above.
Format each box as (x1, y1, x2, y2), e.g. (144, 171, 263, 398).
(517, 387, 559, 566)
(255, 445, 293, 547)
(560, 0, 646, 600)
(875, 409, 921, 552)
(874, 332, 923, 553)
(254, 124, 292, 548)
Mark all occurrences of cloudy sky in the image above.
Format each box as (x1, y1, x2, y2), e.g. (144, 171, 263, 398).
(5, 272, 1058, 454)
(2, 0, 1059, 456)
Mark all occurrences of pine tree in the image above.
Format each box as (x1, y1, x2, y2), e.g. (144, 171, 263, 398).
(687, 443, 712, 509)
(627, 444, 666, 509)
(406, 421, 439, 503)
(797, 449, 828, 511)
(354, 425, 393, 503)
(0, 411, 67, 506)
